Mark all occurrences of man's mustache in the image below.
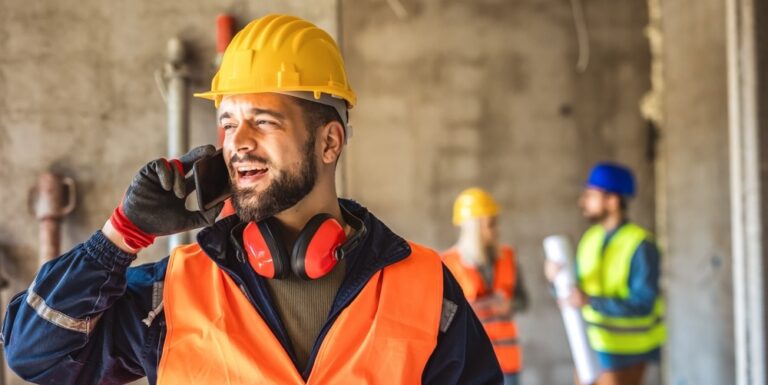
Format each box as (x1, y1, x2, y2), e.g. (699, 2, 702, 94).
(229, 153, 270, 166)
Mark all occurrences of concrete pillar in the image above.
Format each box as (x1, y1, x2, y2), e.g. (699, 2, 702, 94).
(726, 0, 768, 383)
(658, 1, 734, 384)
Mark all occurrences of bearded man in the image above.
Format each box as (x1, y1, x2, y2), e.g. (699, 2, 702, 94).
(545, 163, 665, 385)
(2, 14, 502, 385)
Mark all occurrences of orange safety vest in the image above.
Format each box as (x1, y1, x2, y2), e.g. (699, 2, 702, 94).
(442, 246, 522, 374)
(157, 241, 444, 385)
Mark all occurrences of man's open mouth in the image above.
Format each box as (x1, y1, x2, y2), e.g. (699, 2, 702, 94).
(237, 165, 268, 178)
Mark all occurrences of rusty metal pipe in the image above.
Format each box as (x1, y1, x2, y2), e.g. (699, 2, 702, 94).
(38, 219, 61, 265)
(165, 37, 191, 252)
(29, 172, 76, 265)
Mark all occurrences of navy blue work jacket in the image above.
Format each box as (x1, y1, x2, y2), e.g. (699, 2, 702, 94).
(3, 200, 502, 384)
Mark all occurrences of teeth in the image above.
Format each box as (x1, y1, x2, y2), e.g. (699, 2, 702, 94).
(237, 166, 265, 172)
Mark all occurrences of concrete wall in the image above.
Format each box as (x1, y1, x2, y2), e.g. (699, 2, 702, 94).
(341, 1, 653, 384)
(659, 1, 735, 384)
(4, 1, 732, 385)
(0, 1, 338, 384)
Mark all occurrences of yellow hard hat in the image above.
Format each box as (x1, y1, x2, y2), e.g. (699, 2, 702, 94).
(453, 188, 500, 225)
(195, 14, 356, 109)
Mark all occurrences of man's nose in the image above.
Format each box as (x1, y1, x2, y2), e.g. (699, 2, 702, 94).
(230, 122, 257, 154)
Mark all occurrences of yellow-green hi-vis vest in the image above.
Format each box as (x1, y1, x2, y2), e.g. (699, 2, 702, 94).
(577, 223, 666, 354)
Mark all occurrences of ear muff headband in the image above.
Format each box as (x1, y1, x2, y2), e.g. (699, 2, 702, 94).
(243, 207, 368, 280)
(335, 207, 366, 260)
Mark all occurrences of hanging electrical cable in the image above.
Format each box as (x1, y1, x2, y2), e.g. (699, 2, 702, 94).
(569, 0, 591, 72)
(387, 0, 409, 20)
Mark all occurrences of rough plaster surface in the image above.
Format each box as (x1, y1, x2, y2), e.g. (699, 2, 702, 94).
(341, 1, 653, 384)
(1, 1, 732, 385)
(659, 1, 735, 384)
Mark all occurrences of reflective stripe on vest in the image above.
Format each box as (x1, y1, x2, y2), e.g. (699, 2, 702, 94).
(157, 242, 444, 385)
(577, 224, 666, 354)
(442, 246, 522, 374)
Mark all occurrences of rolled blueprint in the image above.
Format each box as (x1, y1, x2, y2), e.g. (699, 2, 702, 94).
(543, 235, 599, 385)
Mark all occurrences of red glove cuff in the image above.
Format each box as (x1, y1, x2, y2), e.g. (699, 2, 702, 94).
(162, 158, 185, 175)
(109, 206, 156, 250)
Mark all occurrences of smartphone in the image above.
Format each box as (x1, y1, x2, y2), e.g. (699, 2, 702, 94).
(193, 149, 233, 211)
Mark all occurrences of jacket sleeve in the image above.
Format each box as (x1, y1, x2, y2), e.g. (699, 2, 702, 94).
(2, 231, 165, 385)
(422, 266, 503, 385)
(587, 240, 661, 316)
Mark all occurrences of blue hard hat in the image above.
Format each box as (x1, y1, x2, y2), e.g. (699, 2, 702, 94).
(586, 163, 636, 197)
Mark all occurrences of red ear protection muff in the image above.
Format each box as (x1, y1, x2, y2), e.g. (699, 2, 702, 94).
(242, 209, 366, 280)
(290, 213, 346, 280)
(242, 218, 291, 279)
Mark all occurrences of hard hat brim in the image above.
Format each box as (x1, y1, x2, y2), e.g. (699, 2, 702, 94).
(194, 87, 356, 109)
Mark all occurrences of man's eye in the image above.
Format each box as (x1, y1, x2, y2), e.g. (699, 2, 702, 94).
(222, 123, 237, 130)
(256, 120, 277, 127)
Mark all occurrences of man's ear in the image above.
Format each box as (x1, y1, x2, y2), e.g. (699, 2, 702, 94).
(606, 193, 621, 213)
(319, 121, 345, 164)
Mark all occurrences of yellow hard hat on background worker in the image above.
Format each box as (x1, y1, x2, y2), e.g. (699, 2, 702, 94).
(195, 14, 355, 137)
(446, 187, 525, 377)
(453, 187, 501, 225)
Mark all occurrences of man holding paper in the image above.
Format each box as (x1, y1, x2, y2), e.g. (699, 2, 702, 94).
(545, 163, 665, 385)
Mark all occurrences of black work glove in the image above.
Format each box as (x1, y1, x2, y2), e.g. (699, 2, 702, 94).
(112, 145, 224, 247)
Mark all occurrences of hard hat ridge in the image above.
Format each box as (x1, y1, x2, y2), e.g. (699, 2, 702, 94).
(195, 14, 356, 108)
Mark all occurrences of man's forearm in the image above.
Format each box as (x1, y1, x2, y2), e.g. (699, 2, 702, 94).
(2, 231, 136, 380)
(102, 219, 141, 254)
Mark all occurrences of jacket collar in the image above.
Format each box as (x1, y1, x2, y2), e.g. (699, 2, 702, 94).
(195, 198, 412, 278)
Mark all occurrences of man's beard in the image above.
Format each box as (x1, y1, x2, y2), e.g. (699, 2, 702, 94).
(230, 135, 317, 223)
(583, 208, 608, 223)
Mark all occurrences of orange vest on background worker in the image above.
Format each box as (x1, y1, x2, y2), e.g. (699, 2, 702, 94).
(443, 245, 522, 374)
(157, 242, 444, 385)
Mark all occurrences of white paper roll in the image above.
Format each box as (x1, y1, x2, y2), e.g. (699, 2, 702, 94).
(543, 235, 600, 385)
